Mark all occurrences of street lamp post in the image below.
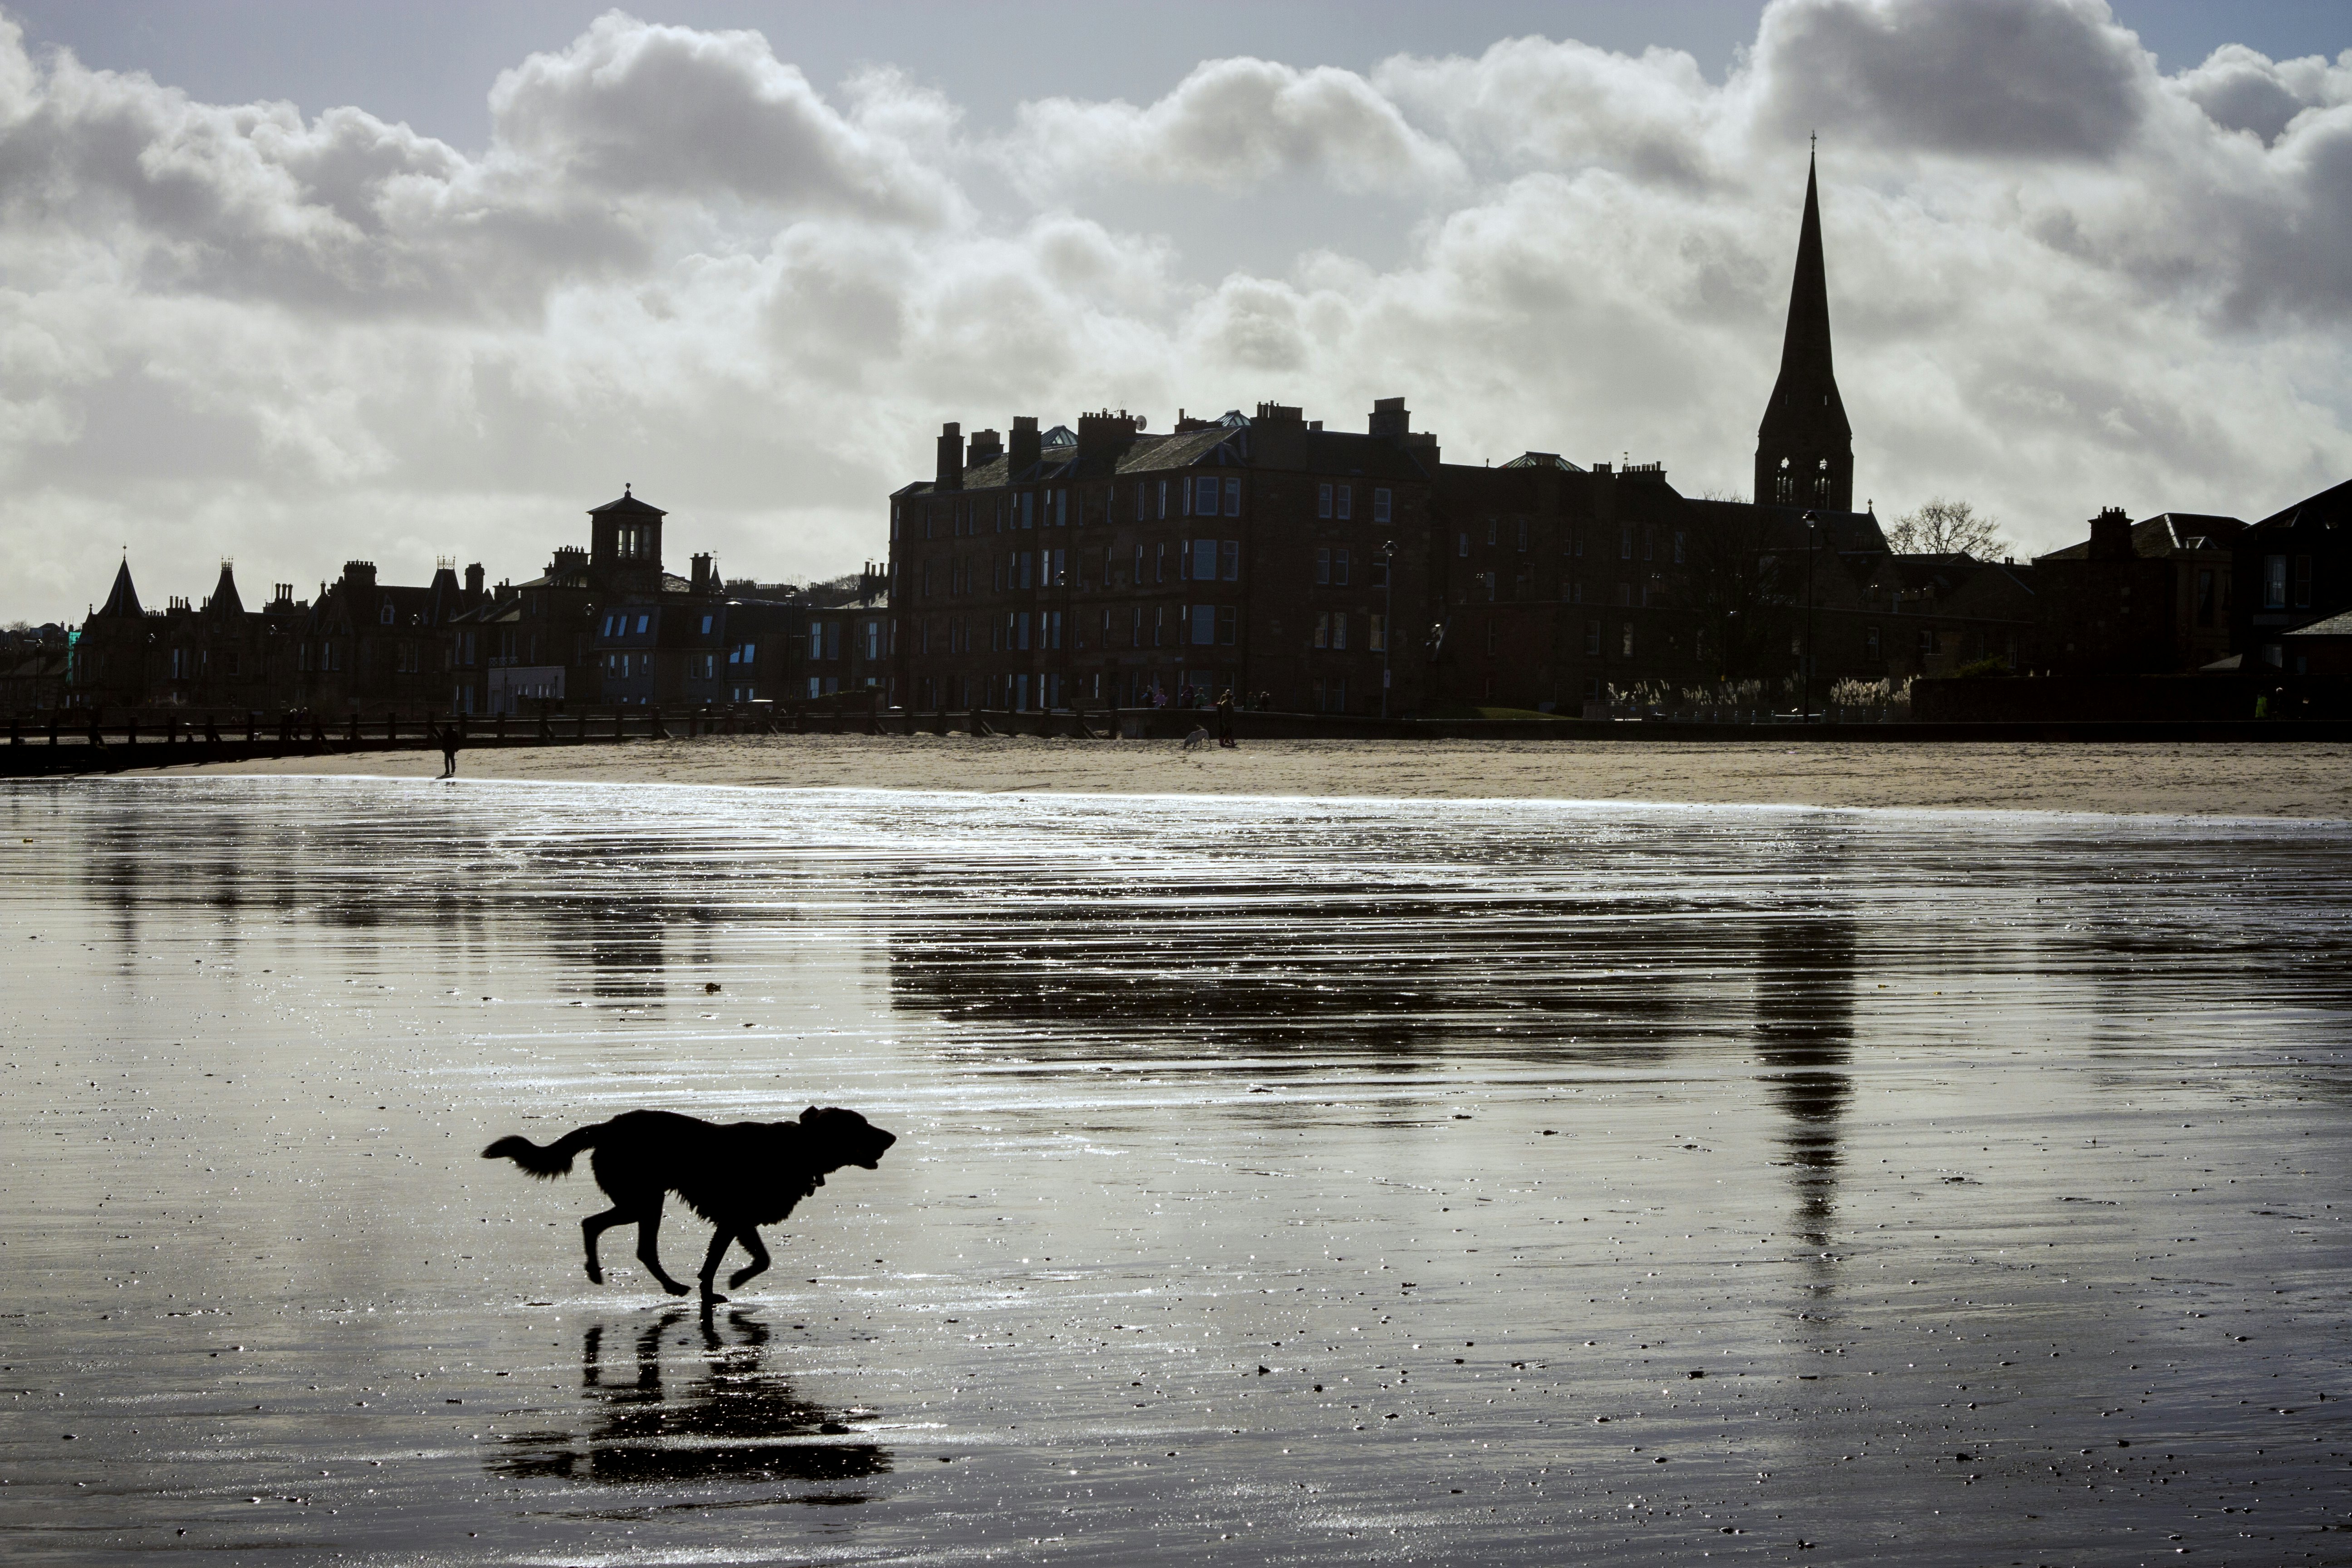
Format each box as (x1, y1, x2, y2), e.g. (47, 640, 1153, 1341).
(1800, 511, 1821, 723)
(1380, 540, 1396, 719)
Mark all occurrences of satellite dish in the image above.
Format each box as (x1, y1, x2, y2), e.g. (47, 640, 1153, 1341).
(1134, 415, 1147, 431)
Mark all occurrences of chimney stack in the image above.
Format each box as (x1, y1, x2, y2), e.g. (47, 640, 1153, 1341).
(691, 552, 714, 595)
(465, 562, 485, 598)
(1369, 396, 1410, 440)
(343, 560, 377, 594)
(967, 427, 1003, 466)
(2088, 506, 2132, 561)
(935, 421, 965, 491)
(1076, 409, 1142, 463)
(1009, 415, 1041, 476)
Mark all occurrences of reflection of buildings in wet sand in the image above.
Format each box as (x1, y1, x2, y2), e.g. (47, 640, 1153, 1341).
(495, 1309, 889, 1495)
(63, 793, 794, 1004)
(882, 882, 1740, 1064)
(1752, 913, 1857, 1258)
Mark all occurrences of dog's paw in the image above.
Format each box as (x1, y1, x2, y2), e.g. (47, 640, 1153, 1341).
(584, 1263, 604, 1285)
(661, 1280, 691, 1297)
(726, 1269, 758, 1289)
(700, 1289, 730, 1305)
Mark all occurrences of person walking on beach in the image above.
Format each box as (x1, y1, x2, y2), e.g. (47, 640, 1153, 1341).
(1215, 689, 1238, 749)
(438, 721, 462, 779)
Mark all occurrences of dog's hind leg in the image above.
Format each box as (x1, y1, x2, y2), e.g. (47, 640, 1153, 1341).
(581, 1206, 634, 1285)
(725, 1228, 771, 1292)
(695, 1226, 737, 1303)
(634, 1208, 693, 1297)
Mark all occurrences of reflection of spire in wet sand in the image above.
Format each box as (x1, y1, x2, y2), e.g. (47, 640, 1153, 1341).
(494, 1309, 890, 1497)
(1753, 915, 1856, 1263)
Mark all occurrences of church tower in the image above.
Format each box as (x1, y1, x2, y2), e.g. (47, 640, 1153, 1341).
(1755, 149, 1853, 512)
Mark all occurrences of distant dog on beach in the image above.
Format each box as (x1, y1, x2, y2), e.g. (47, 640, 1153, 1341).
(482, 1107, 896, 1302)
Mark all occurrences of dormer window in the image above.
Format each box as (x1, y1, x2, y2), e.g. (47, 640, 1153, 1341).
(379, 603, 394, 625)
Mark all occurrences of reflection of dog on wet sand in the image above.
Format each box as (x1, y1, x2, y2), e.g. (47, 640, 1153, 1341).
(483, 1107, 897, 1302)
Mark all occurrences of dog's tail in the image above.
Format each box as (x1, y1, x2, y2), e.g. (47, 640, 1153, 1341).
(481, 1121, 607, 1179)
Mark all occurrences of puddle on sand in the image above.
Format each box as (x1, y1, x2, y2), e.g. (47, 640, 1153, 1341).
(2, 776, 2349, 1565)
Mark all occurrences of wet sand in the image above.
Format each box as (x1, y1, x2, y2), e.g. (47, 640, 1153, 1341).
(3, 778, 2348, 1565)
(155, 733, 2352, 819)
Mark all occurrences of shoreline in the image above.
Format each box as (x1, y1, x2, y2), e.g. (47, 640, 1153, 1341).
(90, 733, 2352, 820)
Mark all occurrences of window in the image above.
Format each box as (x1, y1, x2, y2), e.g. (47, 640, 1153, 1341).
(380, 603, 394, 625)
(700, 614, 714, 634)
(808, 623, 824, 659)
(1315, 548, 1331, 586)
(1155, 543, 1167, 583)
(1132, 606, 1144, 647)
(1156, 479, 1168, 519)
(1051, 548, 1066, 586)
(1318, 483, 1333, 519)
(1191, 604, 1215, 645)
(1457, 532, 1469, 558)
(1313, 612, 1330, 649)
(1672, 530, 1686, 565)
(1643, 529, 1654, 563)
(1224, 477, 1241, 517)
(1369, 613, 1385, 652)
(1621, 623, 1635, 658)
(1866, 625, 1881, 659)
(1516, 519, 1528, 551)
(1484, 572, 1496, 602)
(1619, 526, 1633, 560)
(601, 614, 614, 636)
(1585, 621, 1601, 657)
(1220, 540, 1240, 581)
(1217, 605, 1237, 646)
(1045, 610, 1063, 650)
(1019, 551, 1034, 589)
(1616, 582, 1632, 607)
(864, 621, 881, 659)
(2195, 569, 2216, 627)
(1486, 519, 1497, 546)
(1335, 485, 1352, 521)
(1135, 483, 1147, 522)
(824, 622, 840, 662)
(1373, 488, 1392, 524)
(2264, 554, 2287, 608)
(1918, 627, 1934, 655)
(636, 614, 650, 634)
(2294, 554, 2313, 608)
(1332, 612, 1348, 650)
(1192, 539, 1217, 581)
(1016, 612, 1032, 651)
(1334, 548, 1351, 586)
(1194, 476, 1219, 515)
(1485, 619, 1496, 655)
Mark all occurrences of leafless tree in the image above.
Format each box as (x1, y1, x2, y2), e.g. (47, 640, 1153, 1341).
(1886, 498, 2004, 559)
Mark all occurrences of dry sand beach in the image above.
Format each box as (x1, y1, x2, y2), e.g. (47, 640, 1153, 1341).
(157, 734, 2352, 818)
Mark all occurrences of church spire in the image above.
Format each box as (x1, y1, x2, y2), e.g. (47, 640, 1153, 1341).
(1755, 148, 1853, 512)
(98, 557, 144, 618)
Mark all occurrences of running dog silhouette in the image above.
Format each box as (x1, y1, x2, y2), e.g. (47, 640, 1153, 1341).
(483, 1107, 896, 1302)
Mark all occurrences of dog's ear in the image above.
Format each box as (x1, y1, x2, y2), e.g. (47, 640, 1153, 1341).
(800, 1106, 821, 1124)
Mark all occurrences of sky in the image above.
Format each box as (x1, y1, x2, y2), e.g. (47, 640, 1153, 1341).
(3, 0, 2350, 623)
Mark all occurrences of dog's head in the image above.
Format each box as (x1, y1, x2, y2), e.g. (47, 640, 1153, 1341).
(794, 1105, 897, 1171)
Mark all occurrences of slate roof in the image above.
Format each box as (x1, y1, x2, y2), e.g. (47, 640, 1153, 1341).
(2247, 476, 2352, 534)
(2038, 512, 2245, 561)
(905, 417, 1436, 495)
(98, 559, 143, 618)
(2285, 608, 2352, 637)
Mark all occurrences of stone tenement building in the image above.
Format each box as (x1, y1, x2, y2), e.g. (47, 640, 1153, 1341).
(883, 152, 2038, 713)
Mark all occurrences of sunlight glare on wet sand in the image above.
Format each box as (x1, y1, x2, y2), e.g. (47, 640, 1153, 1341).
(2, 777, 2347, 1564)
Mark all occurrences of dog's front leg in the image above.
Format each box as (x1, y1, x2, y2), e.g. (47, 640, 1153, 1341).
(725, 1228, 771, 1291)
(696, 1226, 736, 1303)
